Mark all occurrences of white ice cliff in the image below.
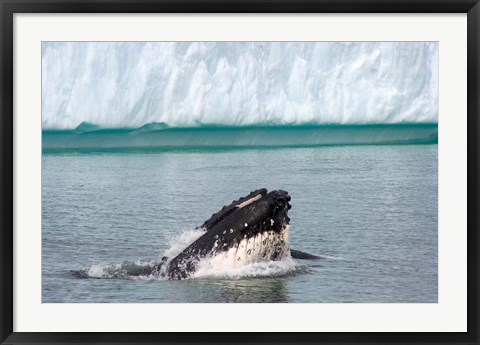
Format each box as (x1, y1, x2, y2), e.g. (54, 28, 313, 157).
(41, 42, 438, 129)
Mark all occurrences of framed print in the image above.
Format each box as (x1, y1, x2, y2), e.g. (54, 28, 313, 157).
(1, 0, 479, 344)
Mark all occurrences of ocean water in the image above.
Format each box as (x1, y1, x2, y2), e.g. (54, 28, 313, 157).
(42, 140, 438, 303)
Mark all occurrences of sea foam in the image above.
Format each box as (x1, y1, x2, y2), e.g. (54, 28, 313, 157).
(75, 228, 302, 280)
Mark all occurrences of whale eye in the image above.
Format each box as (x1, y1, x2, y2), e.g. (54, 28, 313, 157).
(263, 239, 267, 246)
(247, 249, 252, 255)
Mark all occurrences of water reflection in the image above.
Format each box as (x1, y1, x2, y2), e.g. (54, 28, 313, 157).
(171, 277, 289, 303)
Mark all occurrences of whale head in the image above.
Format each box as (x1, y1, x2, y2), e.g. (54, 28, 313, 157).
(163, 189, 292, 279)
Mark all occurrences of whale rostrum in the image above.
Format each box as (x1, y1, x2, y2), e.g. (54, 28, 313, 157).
(155, 189, 319, 280)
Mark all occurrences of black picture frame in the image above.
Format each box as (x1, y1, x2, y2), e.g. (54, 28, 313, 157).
(1, 1, 479, 344)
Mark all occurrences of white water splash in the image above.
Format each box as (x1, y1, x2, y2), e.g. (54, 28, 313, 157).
(78, 228, 301, 280)
(86, 263, 117, 278)
(42, 42, 438, 129)
(161, 228, 206, 259)
(192, 255, 300, 280)
(82, 260, 157, 280)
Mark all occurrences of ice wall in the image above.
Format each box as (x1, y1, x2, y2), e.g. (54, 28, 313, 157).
(42, 42, 438, 129)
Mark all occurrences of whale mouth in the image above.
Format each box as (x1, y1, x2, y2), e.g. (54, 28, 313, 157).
(156, 189, 293, 280)
(232, 191, 292, 263)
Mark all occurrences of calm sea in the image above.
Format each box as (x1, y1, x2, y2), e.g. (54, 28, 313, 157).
(42, 131, 437, 303)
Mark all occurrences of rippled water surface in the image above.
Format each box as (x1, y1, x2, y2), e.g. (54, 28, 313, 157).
(42, 145, 437, 303)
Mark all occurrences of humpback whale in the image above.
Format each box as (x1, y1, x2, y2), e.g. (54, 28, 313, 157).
(155, 188, 319, 280)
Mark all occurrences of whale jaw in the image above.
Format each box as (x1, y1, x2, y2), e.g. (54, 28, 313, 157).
(159, 189, 292, 280)
(221, 225, 291, 266)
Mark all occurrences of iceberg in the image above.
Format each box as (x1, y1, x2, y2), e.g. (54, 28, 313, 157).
(41, 42, 438, 129)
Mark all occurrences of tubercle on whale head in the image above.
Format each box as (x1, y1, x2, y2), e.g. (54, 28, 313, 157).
(265, 190, 292, 226)
(267, 190, 291, 210)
